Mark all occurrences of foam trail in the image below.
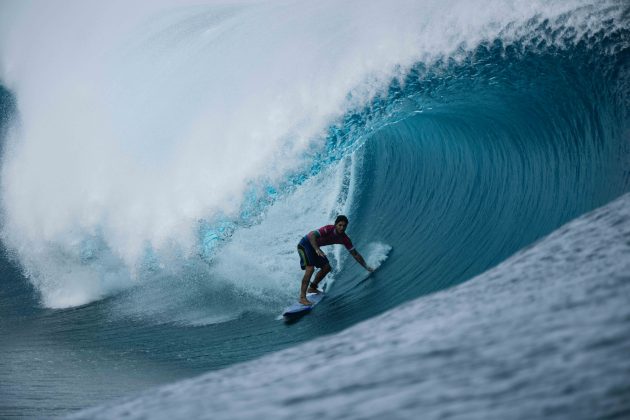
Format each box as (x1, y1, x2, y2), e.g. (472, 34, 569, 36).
(364, 242, 392, 271)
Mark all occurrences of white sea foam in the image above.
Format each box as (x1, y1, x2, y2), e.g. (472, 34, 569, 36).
(0, 0, 624, 307)
(106, 153, 363, 325)
(364, 242, 392, 270)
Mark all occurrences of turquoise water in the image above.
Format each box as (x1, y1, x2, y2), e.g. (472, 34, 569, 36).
(0, 1, 628, 417)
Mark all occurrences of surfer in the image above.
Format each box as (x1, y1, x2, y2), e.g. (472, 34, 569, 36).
(297, 215, 374, 305)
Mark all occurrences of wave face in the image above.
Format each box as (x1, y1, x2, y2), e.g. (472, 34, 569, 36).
(0, 0, 629, 417)
(69, 192, 630, 420)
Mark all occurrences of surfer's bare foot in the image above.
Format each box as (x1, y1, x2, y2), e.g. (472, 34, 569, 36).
(299, 297, 312, 306)
(307, 286, 321, 294)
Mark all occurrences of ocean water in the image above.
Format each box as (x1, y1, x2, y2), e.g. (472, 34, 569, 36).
(0, 0, 628, 418)
(70, 190, 630, 420)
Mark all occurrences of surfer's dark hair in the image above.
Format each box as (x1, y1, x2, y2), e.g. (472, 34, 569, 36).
(335, 215, 349, 225)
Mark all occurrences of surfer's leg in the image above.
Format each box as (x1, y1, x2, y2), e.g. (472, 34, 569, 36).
(308, 264, 331, 293)
(300, 266, 315, 305)
(297, 243, 315, 304)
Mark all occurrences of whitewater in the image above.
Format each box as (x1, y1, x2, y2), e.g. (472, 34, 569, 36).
(0, 0, 628, 418)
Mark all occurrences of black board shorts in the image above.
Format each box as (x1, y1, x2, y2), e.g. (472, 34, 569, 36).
(297, 238, 329, 269)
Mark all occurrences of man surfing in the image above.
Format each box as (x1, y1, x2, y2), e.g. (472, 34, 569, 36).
(297, 215, 374, 305)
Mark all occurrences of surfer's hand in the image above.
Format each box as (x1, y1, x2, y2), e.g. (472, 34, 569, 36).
(316, 249, 326, 257)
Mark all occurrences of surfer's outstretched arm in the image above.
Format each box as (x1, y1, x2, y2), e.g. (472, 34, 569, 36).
(350, 249, 374, 272)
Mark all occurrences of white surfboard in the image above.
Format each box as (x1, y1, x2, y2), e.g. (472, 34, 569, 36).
(282, 292, 325, 319)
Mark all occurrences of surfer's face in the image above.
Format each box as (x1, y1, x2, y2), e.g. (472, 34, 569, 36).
(335, 221, 347, 234)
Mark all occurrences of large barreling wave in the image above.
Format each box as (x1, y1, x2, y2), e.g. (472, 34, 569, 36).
(1, 0, 627, 314)
(0, 0, 628, 415)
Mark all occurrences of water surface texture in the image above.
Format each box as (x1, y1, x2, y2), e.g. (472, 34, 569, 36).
(0, 1, 628, 418)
